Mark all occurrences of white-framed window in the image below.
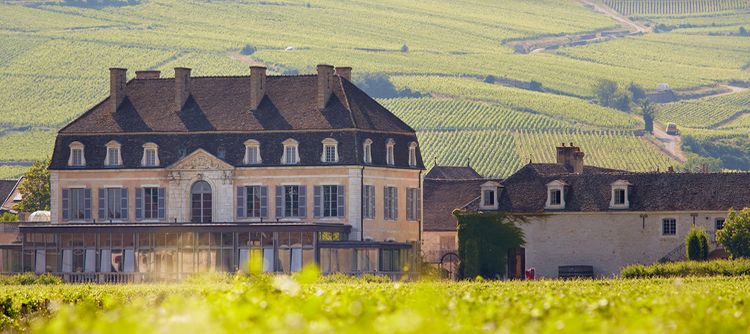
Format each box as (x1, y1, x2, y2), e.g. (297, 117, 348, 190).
(141, 143, 159, 167)
(98, 187, 128, 221)
(104, 140, 122, 167)
(545, 180, 566, 209)
(275, 185, 306, 218)
(363, 139, 373, 164)
(406, 187, 421, 221)
(136, 187, 165, 220)
(284, 185, 300, 217)
(363, 185, 375, 219)
(243, 139, 262, 165)
(68, 141, 86, 167)
(408, 142, 417, 167)
(609, 180, 631, 209)
(662, 218, 677, 236)
(281, 138, 300, 165)
(480, 181, 501, 210)
(384, 186, 398, 220)
(321, 138, 339, 163)
(386, 139, 395, 166)
(62, 188, 91, 220)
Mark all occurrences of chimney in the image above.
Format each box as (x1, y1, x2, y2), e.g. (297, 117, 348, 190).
(109, 68, 127, 113)
(317, 64, 334, 110)
(135, 70, 161, 80)
(174, 67, 191, 112)
(556, 143, 585, 174)
(250, 66, 267, 110)
(335, 66, 352, 81)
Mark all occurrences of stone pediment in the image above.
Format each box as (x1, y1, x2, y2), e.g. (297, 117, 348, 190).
(168, 149, 234, 171)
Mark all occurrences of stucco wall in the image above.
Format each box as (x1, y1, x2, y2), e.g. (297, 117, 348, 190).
(521, 211, 726, 278)
(422, 231, 457, 263)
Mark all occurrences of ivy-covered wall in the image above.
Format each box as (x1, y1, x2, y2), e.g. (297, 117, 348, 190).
(456, 212, 525, 279)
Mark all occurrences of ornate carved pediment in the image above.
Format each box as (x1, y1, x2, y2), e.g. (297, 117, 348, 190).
(168, 149, 234, 171)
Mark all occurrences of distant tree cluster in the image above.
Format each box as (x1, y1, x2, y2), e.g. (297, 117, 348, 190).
(13, 159, 50, 214)
(240, 44, 257, 56)
(353, 73, 425, 98)
(592, 80, 646, 112)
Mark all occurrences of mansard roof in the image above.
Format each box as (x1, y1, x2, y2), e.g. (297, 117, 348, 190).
(495, 163, 750, 213)
(423, 178, 487, 231)
(424, 166, 482, 180)
(59, 75, 414, 134)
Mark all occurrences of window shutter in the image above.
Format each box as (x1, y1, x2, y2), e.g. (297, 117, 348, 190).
(157, 188, 166, 219)
(384, 187, 390, 220)
(62, 189, 69, 220)
(135, 188, 143, 220)
(84, 189, 92, 220)
(237, 186, 246, 219)
(393, 188, 398, 220)
(369, 186, 376, 219)
(120, 188, 128, 220)
(416, 189, 422, 220)
(407, 189, 413, 221)
(313, 186, 321, 218)
(260, 186, 268, 218)
(275, 186, 283, 218)
(298, 185, 307, 218)
(98, 188, 106, 219)
(337, 185, 345, 217)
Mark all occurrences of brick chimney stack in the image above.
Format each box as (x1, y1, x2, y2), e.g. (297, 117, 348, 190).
(135, 70, 161, 80)
(250, 66, 267, 110)
(109, 68, 127, 113)
(317, 64, 335, 110)
(556, 142, 585, 174)
(335, 66, 352, 81)
(174, 67, 191, 112)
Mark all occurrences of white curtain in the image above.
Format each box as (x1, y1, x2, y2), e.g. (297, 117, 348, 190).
(85, 249, 96, 272)
(124, 250, 135, 273)
(35, 250, 45, 274)
(239, 249, 249, 272)
(291, 248, 302, 272)
(263, 247, 274, 273)
(100, 249, 112, 273)
(62, 250, 73, 273)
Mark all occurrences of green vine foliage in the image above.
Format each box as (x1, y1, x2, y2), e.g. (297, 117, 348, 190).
(455, 212, 525, 280)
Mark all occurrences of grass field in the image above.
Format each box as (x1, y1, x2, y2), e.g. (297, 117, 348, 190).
(3, 275, 750, 333)
(0, 0, 747, 176)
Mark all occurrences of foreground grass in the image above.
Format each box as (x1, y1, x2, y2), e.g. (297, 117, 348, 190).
(2, 273, 750, 333)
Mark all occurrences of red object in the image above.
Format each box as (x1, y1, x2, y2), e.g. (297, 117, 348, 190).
(525, 267, 535, 280)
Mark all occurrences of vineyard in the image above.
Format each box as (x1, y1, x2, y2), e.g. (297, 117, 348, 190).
(603, 0, 750, 15)
(3, 275, 750, 333)
(656, 90, 750, 128)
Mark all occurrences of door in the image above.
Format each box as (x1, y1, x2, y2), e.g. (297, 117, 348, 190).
(507, 247, 525, 279)
(191, 181, 212, 223)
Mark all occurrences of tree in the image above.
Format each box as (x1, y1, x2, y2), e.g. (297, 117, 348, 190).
(717, 208, 750, 258)
(455, 212, 525, 279)
(593, 79, 619, 107)
(529, 80, 543, 92)
(0, 213, 17, 222)
(685, 227, 708, 261)
(353, 73, 423, 98)
(240, 44, 257, 55)
(613, 94, 631, 112)
(400, 44, 409, 53)
(628, 82, 646, 103)
(483, 75, 496, 84)
(641, 100, 654, 133)
(739, 26, 749, 37)
(12, 159, 50, 213)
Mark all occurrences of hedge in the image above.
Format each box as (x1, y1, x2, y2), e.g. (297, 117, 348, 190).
(621, 259, 750, 278)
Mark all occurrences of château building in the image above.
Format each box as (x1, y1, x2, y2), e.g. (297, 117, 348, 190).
(4, 64, 424, 281)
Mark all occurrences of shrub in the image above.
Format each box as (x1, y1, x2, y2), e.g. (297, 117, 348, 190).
(483, 75, 496, 84)
(685, 227, 708, 261)
(240, 44, 257, 55)
(400, 44, 409, 53)
(621, 259, 750, 278)
(0, 212, 17, 222)
(353, 73, 424, 98)
(717, 209, 750, 258)
(0, 273, 62, 285)
(529, 80, 543, 92)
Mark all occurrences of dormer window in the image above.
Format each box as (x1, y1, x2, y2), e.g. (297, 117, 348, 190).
(321, 138, 339, 163)
(104, 141, 122, 167)
(545, 180, 566, 210)
(243, 139, 262, 165)
(217, 146, 226, 159)
(68, 141, 85, 167)
(141, 143, 159, 167)
(480, 181, 501, 210)
(363, 139, 373, 164)
(386, 139, 395, 166)
(281, 138, 300, 165)
(610, 180, 631, 209)
(408, 142, 417, 167)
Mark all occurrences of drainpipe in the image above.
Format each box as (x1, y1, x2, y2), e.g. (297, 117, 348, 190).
(360, 165, 365, 241)
(418, 169, 423, 257)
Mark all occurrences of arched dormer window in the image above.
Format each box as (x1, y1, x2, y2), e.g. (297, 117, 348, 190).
(321, 138, 339, 163)
(281, 138, 300, 165)
(68, 141, 85, 167)
(104, 140, 122, 167)
(480, 181, 502, 210)
(545, 180, 566, 210)
(243, 139, 262, 165)
(141, 142, 160, 167)
(386, 138, 395, 166)
(363, 138, 373, 164)
(408, 142, 418, 167)
(610, 180, 632, 209)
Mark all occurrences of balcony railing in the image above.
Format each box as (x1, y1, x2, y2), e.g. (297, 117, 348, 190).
(25, 271, 414, 283)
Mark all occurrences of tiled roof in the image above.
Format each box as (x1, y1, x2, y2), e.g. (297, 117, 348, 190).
(60, 75, 414, 134)
(494, 164, 750, 213)
(0, 179, 19, 210)
(423, 178, 487, 231)
(425, 166, 482, 180)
